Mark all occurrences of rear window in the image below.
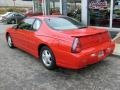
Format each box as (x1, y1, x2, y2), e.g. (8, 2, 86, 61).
(45, 17, 85, 30)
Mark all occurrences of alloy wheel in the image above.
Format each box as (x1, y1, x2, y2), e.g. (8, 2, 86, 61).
(40, 46, 56, 70)
(11, 20, 16, 24)
(7, 35, 14, 48)
(42, 50, 52, 67)
(8, 36, 12, 47)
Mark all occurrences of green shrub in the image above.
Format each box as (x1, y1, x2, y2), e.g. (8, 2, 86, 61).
(0, 6, 27, 14)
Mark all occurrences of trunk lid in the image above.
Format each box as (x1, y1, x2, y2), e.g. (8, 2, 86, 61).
(60, 27, 107, 37)
(60, 27, 111, 49)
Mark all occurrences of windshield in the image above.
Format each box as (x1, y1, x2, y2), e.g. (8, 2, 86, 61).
(45, 17, 86, 30)
(6, 13, 14, 18)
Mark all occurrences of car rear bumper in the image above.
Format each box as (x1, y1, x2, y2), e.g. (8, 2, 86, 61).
(56, 41, 115, 69)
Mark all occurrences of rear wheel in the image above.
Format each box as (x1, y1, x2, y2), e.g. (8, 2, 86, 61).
(40, 46, 56, 70)
(11, 20, 16, 24)
(7, 34, 14, 48)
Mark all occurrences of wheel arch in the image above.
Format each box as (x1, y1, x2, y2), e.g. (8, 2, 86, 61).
(6, 32, 10, 41)
(38, 43, 52, 57)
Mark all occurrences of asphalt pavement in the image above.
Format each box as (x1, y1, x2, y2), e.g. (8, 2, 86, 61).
(0, 23, 13, 34)
(0, 23, 120, 90)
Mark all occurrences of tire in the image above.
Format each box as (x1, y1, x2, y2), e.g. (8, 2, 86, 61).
(7, 34, 14, 48)
(40, 46, 56, 70)
(11, 20, 16, 24)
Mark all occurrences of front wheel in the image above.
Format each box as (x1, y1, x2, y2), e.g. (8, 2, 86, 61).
(40, 46, 56, 70)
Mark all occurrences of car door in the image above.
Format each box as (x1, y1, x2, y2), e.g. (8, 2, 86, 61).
(23, 19, 42, 56)
(12, 18, 35, 51)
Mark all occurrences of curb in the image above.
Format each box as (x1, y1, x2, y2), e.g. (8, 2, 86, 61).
(113, 43, 120, 56)
(113, 32, 120, 41)
(111, 54, 120, 58)
(112, 53, 120, 56)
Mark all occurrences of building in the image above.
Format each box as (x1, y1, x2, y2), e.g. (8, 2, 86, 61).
(0, 0, 33, 7)
(33, 0, 120, 31)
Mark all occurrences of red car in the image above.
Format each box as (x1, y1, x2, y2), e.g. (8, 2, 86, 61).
(6, 16, 115, 70)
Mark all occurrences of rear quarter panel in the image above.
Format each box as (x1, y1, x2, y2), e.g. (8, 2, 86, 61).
(36, 35, 60, 57)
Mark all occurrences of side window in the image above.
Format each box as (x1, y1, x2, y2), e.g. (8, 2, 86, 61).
(18, 18, 35, 30)
(15, 14, 21, 17)
(12, 14, 15, 17)
(32, 19, 41, 31)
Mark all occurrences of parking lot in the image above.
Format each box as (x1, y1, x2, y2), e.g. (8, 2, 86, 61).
(0, 23, 120, 90)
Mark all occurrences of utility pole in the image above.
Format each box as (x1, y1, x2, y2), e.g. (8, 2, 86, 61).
(13, 0, 17, 24)
(13, 0, 16, 7)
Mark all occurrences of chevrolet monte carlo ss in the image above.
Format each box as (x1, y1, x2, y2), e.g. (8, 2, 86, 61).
(6, 16, 115, 70)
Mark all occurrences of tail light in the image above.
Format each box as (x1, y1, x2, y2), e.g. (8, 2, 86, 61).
(71, 38, 81, 53)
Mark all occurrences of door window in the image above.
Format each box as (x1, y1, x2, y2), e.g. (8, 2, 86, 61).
(18, 18, 35, 30)
(15, 14, 21, 16)
(33, 19, 41, 31)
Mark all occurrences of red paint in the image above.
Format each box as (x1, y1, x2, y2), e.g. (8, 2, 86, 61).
(6, 16, 115, 69)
